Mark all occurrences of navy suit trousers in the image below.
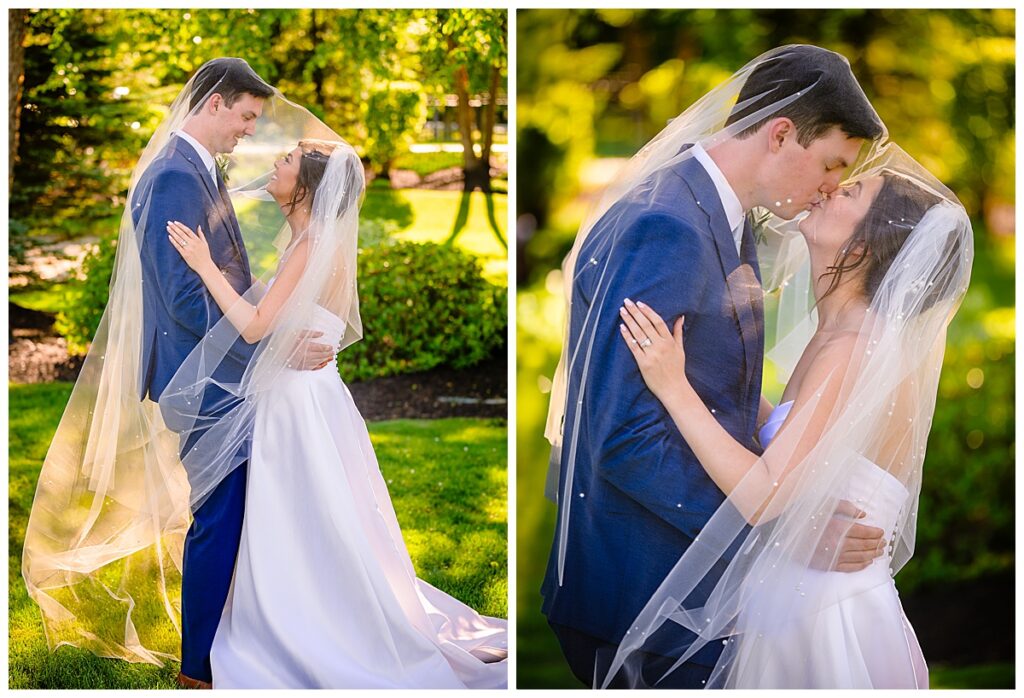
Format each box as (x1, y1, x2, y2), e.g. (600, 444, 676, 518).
(549, 622, 714, 689)
(179, 464, 247, 682)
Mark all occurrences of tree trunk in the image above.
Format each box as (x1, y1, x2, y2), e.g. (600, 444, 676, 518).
(453, 66, 477, 162)
(9, 9, 27, 187)
(480, 65, 500, 164)
(463, 158, 490, 193)
(444, 23, 488, 194)
(310, 10, 325, 108)
(452, 63, 489, 192)
(269, 13, 284, 82)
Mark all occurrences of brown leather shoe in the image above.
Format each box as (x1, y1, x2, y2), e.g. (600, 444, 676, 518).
(177, 672, 212, 689)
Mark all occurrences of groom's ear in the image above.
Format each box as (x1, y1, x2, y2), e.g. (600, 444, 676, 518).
(206, 92, 224, 114)
(765, 117, 797, 153)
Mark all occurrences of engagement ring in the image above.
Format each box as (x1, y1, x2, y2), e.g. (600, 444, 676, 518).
(640, 338, 652, 348)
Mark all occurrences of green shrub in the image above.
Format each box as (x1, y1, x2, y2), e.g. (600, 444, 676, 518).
(54, 235, 117, 355)
(894, 229, 1014, 594)
(340, 239, 507, 381)
(357, 216, 399, 248)
(55, 236, 506, 380)
(897, 330, 1014, 593)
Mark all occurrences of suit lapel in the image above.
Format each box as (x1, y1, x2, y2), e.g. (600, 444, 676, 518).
(216, 171, 250, 274)
(742, 219, 765, 348)
(674, 156, 742, 272)
(741, 219, 761, 282)
(170, 136, 249, 275)
(173, 136, 220, 204)
(673, 156, 762, 403)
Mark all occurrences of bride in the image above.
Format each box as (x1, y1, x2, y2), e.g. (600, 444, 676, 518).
(164, 137, 507, 688)
(607, 144, 972, 688)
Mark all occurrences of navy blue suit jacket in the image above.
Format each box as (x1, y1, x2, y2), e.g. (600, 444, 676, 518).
(133, 136, 255, 441)
(541, 154, 765, 665)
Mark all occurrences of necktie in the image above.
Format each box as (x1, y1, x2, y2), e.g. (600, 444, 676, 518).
(215, 168, 244, 267)
(733, 222, 744, 257)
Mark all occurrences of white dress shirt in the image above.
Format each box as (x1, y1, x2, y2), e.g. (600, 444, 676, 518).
(691, 142, 745, 255)
(173, 129, 218, 186)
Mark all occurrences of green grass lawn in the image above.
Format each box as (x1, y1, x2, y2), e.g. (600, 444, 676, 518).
(362, 186, 507, 283)
(930, 663, 1016, 689)
(10, 382, 507, 689)
(393, 150, 509, 177)
(392, 150, 465, 177)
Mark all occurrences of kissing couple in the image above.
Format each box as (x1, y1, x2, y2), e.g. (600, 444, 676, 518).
(542, 44, 972, 689)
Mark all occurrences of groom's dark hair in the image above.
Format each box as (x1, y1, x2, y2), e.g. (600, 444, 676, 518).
(726, 45, 884, 146)
(188, 57, 274, 111)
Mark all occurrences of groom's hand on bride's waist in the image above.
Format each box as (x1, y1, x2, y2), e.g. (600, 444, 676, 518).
(810, 499, 886, 573)
(292, 330, 338, 371)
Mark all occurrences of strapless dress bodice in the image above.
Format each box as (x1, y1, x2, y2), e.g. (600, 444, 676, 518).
(731, 405, 926, 688)
(265, 276, 347, 370)
(307, 305, 347, 353)
(265, 276, 347, 346)
(758, 400, 793, 447)
(758, 401, 909, 539)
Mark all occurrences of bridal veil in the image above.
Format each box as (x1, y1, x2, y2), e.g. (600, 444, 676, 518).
(583, 71, 973, 688)
(544, 44, 886, 585)
(22, 57, 364, 664)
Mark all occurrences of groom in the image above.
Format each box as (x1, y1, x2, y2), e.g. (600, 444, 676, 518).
(542, 46, 887, 687)
(134, 58, 335, 688)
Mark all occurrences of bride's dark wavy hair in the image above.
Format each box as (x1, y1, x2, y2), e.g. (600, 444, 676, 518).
(819, 173, 943, 305)
(284, 139, 364, 218)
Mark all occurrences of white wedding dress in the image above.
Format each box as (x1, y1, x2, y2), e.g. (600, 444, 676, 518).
(723, 401, 927, 688)
(209, 304, 507, 688)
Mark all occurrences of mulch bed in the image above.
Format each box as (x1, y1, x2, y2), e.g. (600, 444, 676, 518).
(8, 302, 507, 422)
(9, 304, 85, 383)
(346, 354, 506, 421)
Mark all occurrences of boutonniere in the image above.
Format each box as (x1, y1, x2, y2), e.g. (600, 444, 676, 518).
(215, 154, 231, 184)
(750, 207, 773, 246)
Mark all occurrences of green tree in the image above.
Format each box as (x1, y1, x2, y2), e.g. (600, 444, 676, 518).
(515, 9, 1014, 285)
(9, 9, 28, 187)
(11, 9, 153, 256)
(9, 9, 509, 264)
(420, 9, 508, 192)
(362, 80, 427, 179)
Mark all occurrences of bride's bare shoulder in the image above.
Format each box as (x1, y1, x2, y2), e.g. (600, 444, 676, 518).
(785, 328, 863, 398)
(807, 329, 869, 386)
